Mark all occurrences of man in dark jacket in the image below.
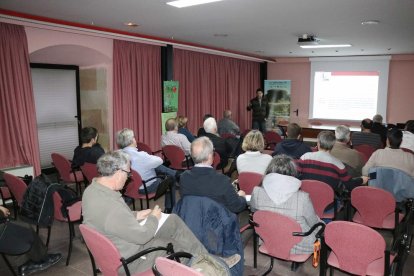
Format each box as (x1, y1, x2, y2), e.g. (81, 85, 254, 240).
(179, 137, 247, 213)
(273, 123, 312, 159)
(247, 88, 269, 133)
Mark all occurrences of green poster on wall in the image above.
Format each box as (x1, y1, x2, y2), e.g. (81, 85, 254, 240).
(163, 81, 179, 112)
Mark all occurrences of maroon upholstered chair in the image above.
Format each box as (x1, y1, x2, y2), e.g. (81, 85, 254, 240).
(162, 145, 192, 170)
(80, 162, 99, 184)
(301, 179, 336, 219)
(79, 224, 172, 276)
(153, 256, 203, 276)
(324, 221, 396, 276)
(137, 142, 163, 157)
(237, 172, 263, 195)
(3, 173, 27, 218)
(51, 153, 85, 195)
(53, 192, 82, 265)
(353, 144, 376, 163)
(123, 170, 156, 210)
(264, 131, 282, 150)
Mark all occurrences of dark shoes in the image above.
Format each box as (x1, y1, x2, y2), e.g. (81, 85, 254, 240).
(18, 253, 62, 276)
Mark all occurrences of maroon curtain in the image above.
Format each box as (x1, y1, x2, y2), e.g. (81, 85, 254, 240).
(113, 40, 162, 150)
(173, 49, 260, 134)
(0, 23, 41, 175)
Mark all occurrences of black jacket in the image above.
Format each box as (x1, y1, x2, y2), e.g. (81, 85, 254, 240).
(71, 144, 105, 168)
(247, 97, 269, 121)
(273, 139, 312, 159)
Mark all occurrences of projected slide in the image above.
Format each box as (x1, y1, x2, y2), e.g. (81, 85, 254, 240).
(312, 71, 379, 120)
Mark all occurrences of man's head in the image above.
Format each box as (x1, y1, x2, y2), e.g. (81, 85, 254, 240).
(373, 114, 383, 124)
(335, 125, 351, 143)
(203, 117, 218, 134)
(80, 127, 98, 144)
(387, 128, 403, 149)
(405, 120, 414, 134)
(177, 116, 188, 128)
(265, 154, 298, 177)
(116, 128, 136, 149)
(361, 119, 373, 131)
(223, 110, 232, 119)
(242, 130, 265, 152)
(165, 118, 178, 132)
(256, 88, 263, 99)
(191, 137, 214, 165)
(286, 123, 301, 139)
(317, 131, 336, 151)
(96, 151, 130, 190)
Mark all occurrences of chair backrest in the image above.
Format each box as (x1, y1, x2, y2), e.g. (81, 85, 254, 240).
(79, 224, 122, 276)
(264, 131, 282, 150)
(80, 163, 99, 183)
(253, 210, 303, 260)
(212, 151, 221, 169)
(237, 172, 263, 195)
(3, 173, 27, 206)
(353, 144, 376, 163)
(300, 179, 334, 218)
(154, 257, 203, 276)
(51, 153, 73, 182)
(123, 169, 143, 198)
(137, 142, 153, 155)
(162, 145, 186, 167)
(52, 191, 82, 222)
(401, 147, 414, 154)
(221, 133, 237, 139)
(325, 221, 386, 275)
(351, 186, 396, 228)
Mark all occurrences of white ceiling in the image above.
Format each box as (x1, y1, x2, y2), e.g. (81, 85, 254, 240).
(1, 0, 414, 59)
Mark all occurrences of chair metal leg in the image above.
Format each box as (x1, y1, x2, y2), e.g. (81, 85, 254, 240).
(329, 266, 334, 276)
(46, 226, 51, 248)
(86, 249, 98, 276)
(140, 199, 143, 210)
(291, 262, 300, 271)
(66, 222, 73, 266)
(2, 254, 17, 276)
(253, 232, 258, 268)
(262, 257, 274, 276)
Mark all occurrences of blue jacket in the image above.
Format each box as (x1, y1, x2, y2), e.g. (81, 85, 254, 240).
(173, 195, 243, 276)
(368, 167, 414, 202)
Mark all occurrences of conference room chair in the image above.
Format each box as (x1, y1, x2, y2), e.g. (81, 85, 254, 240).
(221, 133, 237, 139)
(51, 153, 85, 195)
(80, 162, 99, 184)
(251, 210, 325, 275)
(162, 145, 192, 170)
(137, 141, 163, 157)
(353, 144, 376, 163)
(351, 186, 404, 242)
(263, 131, 282, 151)
(241, 129, 252, 138)
(237, 172, 263, 195)
(153, 253, 203, 276)
(3, 172, 27, 219)
(52, 192, 82, 266)
(324, 221, 397, 276)
(79, 224, 174, 276)
(301, 179, 336, 220)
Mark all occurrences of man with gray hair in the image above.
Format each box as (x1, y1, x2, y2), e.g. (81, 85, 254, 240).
(297, 131, 368, 191)
(161, 118, 191, 155)
(330, 125, 365, 177)
(82, 151, 210, 274)
(179, 137, 247, 213)
(117, 128, 176, 211)
(217, 110, 240, 136)
(203, 117, 233, 169)
(372, 114, 387, 146)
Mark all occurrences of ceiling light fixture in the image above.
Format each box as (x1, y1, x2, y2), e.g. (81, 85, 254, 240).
(167, 0, 223, 8)
(300, 44, 352, 49)
(361, 20, 380, 25)
(124, 22, 139, 27)
(166, 0, 223, 8)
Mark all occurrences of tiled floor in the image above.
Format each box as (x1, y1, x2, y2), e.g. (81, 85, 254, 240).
(1, 190, 414, 276)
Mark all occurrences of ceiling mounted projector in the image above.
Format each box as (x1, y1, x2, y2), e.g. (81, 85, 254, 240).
(297, 34, 318, 45)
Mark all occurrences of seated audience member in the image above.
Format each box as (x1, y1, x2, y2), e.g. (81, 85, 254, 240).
(218, 110, 240, 136)
(161, 118, 191, 155)
(362, 128, 414, 178)
(297, 131, 368, 191)
(401, 120, 414, 152)
(197, 114, 213, 137)
(117, 128, 176, 211)
(351, 118, 383, 149)
(180, 137, 247, 213)
(0, 206, 62, 275)
(236, 130, 272, 175)
(81, 151, 213, 274)
(250, 155, 323, 254)
(371, 114, 388, 146)
(71, 127, 105, 168)
(272, 123, 312, 159)
(177, 115, 195, 143)
(331, 125, 365, 177)
(203, 117, 234, 169)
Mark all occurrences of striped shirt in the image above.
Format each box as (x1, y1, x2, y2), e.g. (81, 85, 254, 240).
(351, 131, 383, 149)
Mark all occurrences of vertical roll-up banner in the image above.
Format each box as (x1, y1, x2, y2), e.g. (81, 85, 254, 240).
(264, 80, 291, 129)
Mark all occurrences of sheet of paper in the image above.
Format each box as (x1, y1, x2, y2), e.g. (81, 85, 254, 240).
(139, 212, 170, 235)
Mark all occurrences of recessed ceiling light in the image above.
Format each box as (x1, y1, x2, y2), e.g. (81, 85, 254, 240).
(361, 20, 380, 25)
(124, 22, 139, 27)
(300, 44, 352, 49)
(167, 0, 223, 8)
(213, 34, 228, 37)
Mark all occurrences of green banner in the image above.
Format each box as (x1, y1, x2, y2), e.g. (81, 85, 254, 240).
(163, 81, 179, 112)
